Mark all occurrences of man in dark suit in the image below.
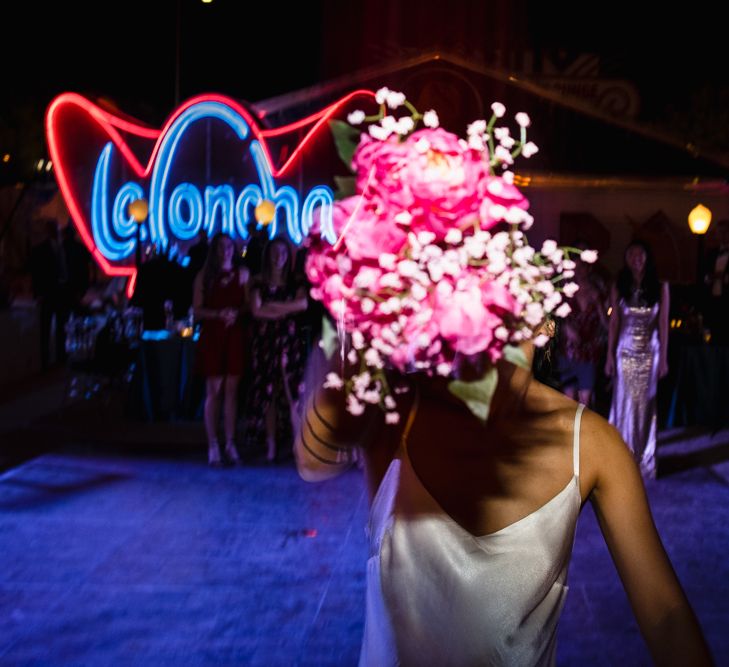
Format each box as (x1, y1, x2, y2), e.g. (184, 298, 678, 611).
(186, 230, 209, 277)
(29, 219, 68, 368)
(62, 224, 91, 311)
(703, 219, 729, 345)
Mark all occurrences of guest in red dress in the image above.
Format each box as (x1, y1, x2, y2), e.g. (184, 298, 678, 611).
(193, 233, 250, 466)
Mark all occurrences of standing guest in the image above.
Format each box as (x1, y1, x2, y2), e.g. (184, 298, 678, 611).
(62, 225, 91, 314)
(245, 237, 309, 463)
(29, 219, 69, 369)
(605, 240, 669, 479)
(242, 221, 269, 280)
(193, 233, 249, 467)
(557, 250, 608, 407)
(703, 219, 729, 344)
(131, 249, 172, 330)
(187, 230, 209, 277)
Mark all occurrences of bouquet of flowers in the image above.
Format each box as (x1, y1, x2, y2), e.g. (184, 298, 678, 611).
(305, 88, 597, 423)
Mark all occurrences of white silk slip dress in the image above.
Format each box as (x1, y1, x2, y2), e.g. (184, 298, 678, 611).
(359, 404, 585, 667)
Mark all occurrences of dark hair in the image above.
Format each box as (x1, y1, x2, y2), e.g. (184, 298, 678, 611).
(616, 240, 660, 305)
(201, 233, 234, 300)
(261, 237, 292, 286)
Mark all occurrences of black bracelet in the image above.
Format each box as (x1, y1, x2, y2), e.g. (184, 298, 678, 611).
(299, 432, 349, 466)
(304, 413, 349, 453)
(311, 393, 339, 432)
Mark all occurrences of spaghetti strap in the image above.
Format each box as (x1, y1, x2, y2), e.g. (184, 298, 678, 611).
(573, 403, 585, 477)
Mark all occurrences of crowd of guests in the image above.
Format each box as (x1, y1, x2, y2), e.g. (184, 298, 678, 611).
(190, 230, 672, 475)
(8, 219, 729, 475)
(190, 229, 315, 466)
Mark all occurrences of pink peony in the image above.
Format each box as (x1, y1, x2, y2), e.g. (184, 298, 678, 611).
(435, 282, 500, 356)
(351, 135, 414, 211)
(331, 196, 408, 262)
(400, 129, 492, 238)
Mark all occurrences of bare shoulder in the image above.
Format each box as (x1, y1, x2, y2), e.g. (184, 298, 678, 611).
(577, 406, 635, 495)
(526, 380, 581, 430)
(525, 381, 627, 497)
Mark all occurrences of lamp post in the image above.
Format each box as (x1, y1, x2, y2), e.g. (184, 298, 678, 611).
(128, 198, 149, 268)
(688, 203, 712, 284)
(688, 204, 712, 339)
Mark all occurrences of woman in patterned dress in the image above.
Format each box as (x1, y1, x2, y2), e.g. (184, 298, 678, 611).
(245, 237, 309, 462)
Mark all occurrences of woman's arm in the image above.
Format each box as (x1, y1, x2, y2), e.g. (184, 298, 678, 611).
(279, 286, 309, 316)
(237, 266, 250, 288)
(604, 284, 620, 377)
(254, 286, 308, 319)
(583, 413, 713, 665)
(249, 286, 287, 319)
(293, 346, 384, 482)
(658, 281, 670, 378)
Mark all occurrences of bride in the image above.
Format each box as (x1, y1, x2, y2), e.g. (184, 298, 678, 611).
(294, 337, 712, 666)
(293, 89, 712, 666)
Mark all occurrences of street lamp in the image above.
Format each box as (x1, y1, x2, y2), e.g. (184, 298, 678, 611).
(128, 198, 149, 268)
(689, 203, 712, 280)
(688, 204, 712, 334)
(688, 203, 712, 235)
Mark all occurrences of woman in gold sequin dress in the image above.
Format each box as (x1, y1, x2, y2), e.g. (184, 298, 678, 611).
(605, 241, 669, 479)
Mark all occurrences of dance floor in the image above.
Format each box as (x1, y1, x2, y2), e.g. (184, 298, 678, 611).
(0, 384, 728, 664)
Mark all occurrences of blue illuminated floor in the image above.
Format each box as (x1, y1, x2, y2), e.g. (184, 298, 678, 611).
(0, 440, 728, 665)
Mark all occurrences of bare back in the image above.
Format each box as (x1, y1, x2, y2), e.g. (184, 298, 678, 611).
(362, 378, 592, 537)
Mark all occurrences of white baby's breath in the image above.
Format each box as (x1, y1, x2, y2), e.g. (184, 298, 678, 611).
(423, 110, 439, 128)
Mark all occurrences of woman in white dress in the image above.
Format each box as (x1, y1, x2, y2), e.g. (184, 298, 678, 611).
(294, 335, 711, 666)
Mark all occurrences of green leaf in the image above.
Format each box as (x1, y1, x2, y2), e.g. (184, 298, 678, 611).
(502, 345, 531, 370)
(320, 315, 339, 361)
(330, 119, 361, 171)
(333, 176, 356, 200)
(448, 367, 498, 423)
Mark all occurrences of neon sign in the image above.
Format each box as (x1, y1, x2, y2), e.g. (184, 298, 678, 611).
(46, 90, 376, 295)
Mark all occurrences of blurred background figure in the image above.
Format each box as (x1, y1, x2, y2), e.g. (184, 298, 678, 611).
(61, 224, 91, 315)
(244, 237, 309, 463)
(703, 219, 729, 345)
(605, 240, 669, 479)
(131, 246, 189, 330)
(241, 220, 269, 280)
(29, 219, 69, 369)
(556, 242, 608, 407)
(186, 229, 209, 278)
(193, 233, 249, 467)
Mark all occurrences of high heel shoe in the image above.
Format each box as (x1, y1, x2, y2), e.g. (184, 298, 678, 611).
(208, 442, 223, 467)
(224, 441, 242, 466)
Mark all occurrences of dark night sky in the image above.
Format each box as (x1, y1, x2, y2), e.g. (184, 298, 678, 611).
(3, 1, 729, 160)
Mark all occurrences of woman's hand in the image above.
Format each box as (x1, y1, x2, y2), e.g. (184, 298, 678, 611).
(220, 308, 237, 327)
(604, 355, 615, 377)
(658, 358, 669, 379)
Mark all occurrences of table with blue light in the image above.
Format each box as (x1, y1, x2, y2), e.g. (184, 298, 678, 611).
(125, 329, 203, 421)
